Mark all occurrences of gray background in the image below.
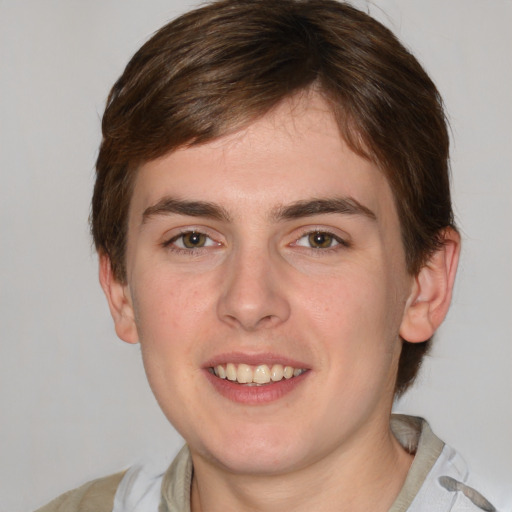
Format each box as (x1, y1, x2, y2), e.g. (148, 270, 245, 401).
(0, 1, 510, 510)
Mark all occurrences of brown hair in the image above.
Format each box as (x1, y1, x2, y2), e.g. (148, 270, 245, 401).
(92, 0, 455, 396)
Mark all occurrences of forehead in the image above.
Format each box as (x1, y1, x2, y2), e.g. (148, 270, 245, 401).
(130, 93, 396, 225)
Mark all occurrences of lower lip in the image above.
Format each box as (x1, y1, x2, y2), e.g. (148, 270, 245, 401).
(204, 370, 309, 405)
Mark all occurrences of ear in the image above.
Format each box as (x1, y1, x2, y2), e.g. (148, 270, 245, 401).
(399, 228, 461, 343)
(98, 253, 139, 344)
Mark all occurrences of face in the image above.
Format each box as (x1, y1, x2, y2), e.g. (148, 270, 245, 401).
(117, 94, 417, 476)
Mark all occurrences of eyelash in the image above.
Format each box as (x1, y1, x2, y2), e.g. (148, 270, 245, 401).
(162, 228, 349, 256)
(292, 230, 350, 252)
(162, 230, 221, 254)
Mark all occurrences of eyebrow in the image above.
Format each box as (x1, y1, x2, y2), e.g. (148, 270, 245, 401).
(271, 197, 377, 222)
(141, 196, 376, 225)
(142, 197, 231, 223)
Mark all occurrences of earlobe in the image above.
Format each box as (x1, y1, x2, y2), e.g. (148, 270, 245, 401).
(98, 253, 139, 344)
(399, 228, 461, 343)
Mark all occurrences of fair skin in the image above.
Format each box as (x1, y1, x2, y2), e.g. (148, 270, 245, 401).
(101, 93, 459, 512)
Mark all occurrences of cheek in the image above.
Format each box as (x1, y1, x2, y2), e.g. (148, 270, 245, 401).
(302, 268, 388, 326)
(132, 272, 211, 418)
(131, 268, 215, 349)
(299, 264, 405, 361)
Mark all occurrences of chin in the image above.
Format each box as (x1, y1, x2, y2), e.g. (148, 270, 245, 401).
(192, 425, 310, 476)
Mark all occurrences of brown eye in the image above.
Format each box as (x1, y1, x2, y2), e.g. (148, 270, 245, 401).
(181, 232, 208, 248)
(308, 232, 336, 249)
(165, 230, 220, 252)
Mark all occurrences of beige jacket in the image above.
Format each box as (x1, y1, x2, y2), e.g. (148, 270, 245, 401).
(35, 471, 126, 512)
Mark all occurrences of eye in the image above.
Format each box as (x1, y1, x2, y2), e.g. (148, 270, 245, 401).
(295, 231, 343, 249)
(166, 231, 219, 250)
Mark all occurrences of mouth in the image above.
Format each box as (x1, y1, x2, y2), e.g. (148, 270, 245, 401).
(208, 363, 307, 385)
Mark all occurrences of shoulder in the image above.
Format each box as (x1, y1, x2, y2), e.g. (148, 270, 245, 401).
(34, 471, 126, 512)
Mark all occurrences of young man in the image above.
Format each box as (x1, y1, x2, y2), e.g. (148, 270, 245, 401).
(37, 1, 502, 510)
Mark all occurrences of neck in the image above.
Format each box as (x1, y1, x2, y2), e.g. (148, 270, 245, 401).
(190, 419, 413, 512)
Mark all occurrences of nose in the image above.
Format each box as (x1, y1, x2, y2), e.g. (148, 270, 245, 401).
(216, 247, 291, 331)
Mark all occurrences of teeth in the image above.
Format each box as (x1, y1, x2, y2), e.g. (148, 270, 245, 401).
(253, 364, 270, 384)
(270, 364, 284, 382)
(226, 363, 237, 381)
(237, 364, 253, 384)
(212, 363, 306, 385)
(283, 366, 294, 379)
(216, 365, 226, 379)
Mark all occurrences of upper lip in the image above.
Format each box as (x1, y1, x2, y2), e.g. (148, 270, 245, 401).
(204, 351, 310, 369)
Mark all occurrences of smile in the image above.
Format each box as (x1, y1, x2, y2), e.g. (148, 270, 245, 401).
(209, 363, 307, 385)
